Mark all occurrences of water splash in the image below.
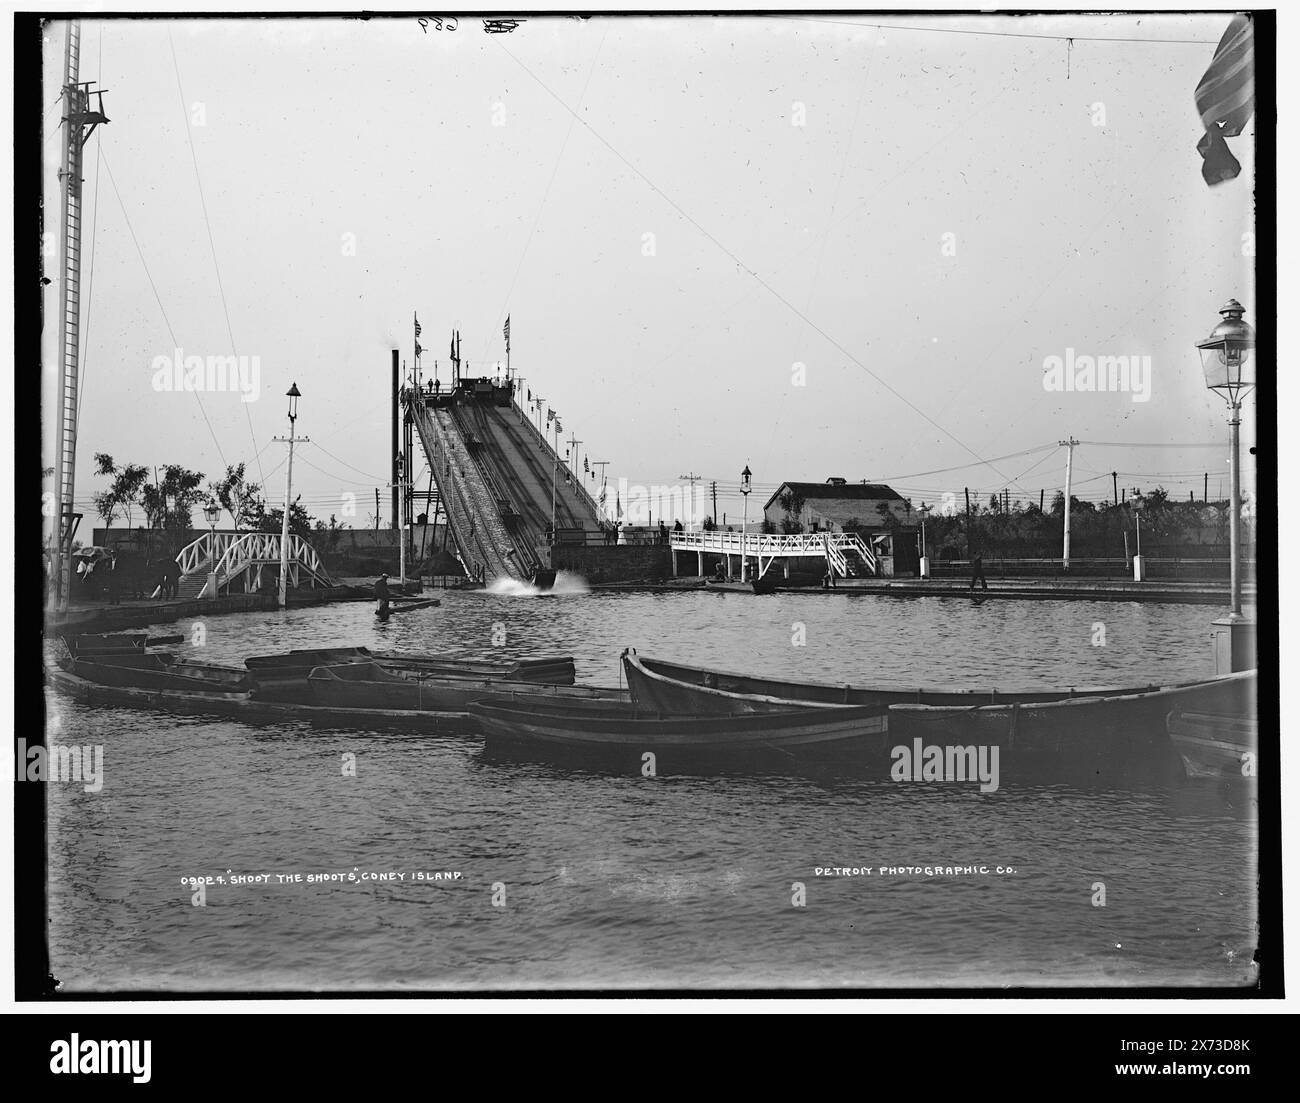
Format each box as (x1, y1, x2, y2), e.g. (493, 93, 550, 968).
(485, 570, 590, 597)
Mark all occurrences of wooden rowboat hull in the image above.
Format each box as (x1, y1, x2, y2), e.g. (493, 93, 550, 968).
(308, 664, 625, 712)
(65, 654, 250, 693)
(47, 668, 475, 733)
(1167, 709, 1258, 780)
(888, 671, 1256, 757)
(621, 651, 1146, 715)
(469, 699, 889, 756)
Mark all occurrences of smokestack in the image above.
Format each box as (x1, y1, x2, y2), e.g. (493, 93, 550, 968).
(391, 349, 400, 529)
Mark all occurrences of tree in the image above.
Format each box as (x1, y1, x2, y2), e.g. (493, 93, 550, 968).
(777, 489, 806, 534)
(260, 495, 314, 538)
(210, 463, 264, 532)
(92, 453, 148, 536)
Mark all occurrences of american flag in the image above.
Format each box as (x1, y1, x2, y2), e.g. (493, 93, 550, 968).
(547, 408, 554, 423)
(1194, 15, 1254, 185)
(503, 315, 511, 346)
(415, 341, 423, 358)
(414, 314, 422, 338)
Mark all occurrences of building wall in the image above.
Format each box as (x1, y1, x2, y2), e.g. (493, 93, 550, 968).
(547, 544, 673, 583)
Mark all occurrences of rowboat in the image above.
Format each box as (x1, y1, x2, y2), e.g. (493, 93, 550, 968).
(245, 647, 577, 700)
(307, 662, 625, 712)
(63, 632, 149, 657)
(469, 697, 889, 761)
(47, 666, 475, 733)
(887, 671, 1256, 757)
(370, 652, 576, 685)
(63, 652, 250, 693)
(1166, 708, 1258, 781)
(375, 598, 441, 618)
(621, 650, 1145, 715)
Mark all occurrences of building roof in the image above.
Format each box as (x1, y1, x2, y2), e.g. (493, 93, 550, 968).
(763, 481, 905, 511)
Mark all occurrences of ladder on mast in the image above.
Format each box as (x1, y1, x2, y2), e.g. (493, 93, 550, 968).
(51, 19, 108, 611)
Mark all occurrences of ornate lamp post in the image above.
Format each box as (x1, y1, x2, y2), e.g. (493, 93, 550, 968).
(277, 383, 302, 609)
(1130, 491, 1146, 582)
(740, 465, 752, 582)
(1195, 299, 1255, 671)
(918, 503, 932, 579)
(203, 502, 221, 600)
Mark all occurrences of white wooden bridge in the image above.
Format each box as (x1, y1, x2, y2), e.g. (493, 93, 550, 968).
(668, 529, 877, 580)
(159, 532, 332, 599)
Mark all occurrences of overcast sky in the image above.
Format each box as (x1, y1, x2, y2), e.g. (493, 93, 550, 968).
(42, 13, 1257, 530)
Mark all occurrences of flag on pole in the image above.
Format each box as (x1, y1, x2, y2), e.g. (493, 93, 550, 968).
(415, 341, 423, 358)
(1194, 15, 1255, 185)
(450, 332, 456, 358)
(584, 456, 589, 473)
(547, 408, 554, 423)
(615, 490, 622, 519)
(503, 315, 511, 348)
(414, 314, 422, 338)
(555, 418, 562, 434)
(527, 388, 531, 402)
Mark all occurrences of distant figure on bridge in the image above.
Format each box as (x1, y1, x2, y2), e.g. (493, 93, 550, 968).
(673, 520, 683, 534)
(659, 520, 668, 544)
(374, 572, 391, 616)
(970, 553, 988, 591)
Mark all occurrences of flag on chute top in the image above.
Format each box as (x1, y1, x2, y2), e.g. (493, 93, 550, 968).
(415, 341, 423, 358)
(527, 388, 531, 402)
(615, 490, 622, 519)
(450, 332, 456, 359)
(503, 315, 511, 346)
(547, 408, 554, 423)
(414, 314, 422, 338)
(1194, 15, 1254, 186)
(555, 419, 562, 434)
(599, 483, 607, 506)
(584, 456, 589, 472)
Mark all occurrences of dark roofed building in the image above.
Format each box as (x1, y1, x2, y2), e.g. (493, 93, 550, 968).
(763, 477, 920, 576)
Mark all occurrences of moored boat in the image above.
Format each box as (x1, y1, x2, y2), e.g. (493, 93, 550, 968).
(63, 632, 149, 657)
(621, 650, 1145, 715)
(63, 652, 250, 693)
(469, 696, 889, 760)
(887, 671, 1257, 759)
(307, 662, 624, 712)
(47, 666, 474, 732)
(1166, 708, 1258, 780)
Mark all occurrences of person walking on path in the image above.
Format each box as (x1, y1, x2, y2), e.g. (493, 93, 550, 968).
(969, 552, 988, 591)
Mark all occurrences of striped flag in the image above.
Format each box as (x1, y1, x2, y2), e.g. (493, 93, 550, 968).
(415, 341, 423, 358)
(1194, 15, 1254, 185)
(503, 315, 511, 347)
(414, 314, 422, 338)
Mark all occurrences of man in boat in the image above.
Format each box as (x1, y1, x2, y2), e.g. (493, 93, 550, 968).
(969, 552, 988, 591)
(374, 572, 391, 616)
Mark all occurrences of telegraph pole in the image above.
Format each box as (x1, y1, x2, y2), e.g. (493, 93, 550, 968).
(1059, 437, 1079, 570)
(679, 472, 702, 527)
(710, 481, 719, 528)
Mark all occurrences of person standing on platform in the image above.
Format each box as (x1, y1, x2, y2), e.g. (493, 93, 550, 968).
(970, 552, 988, 591)
(374, 571, 391, 616)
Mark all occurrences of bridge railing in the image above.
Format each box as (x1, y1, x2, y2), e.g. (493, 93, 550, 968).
(669, 529, 879, 577)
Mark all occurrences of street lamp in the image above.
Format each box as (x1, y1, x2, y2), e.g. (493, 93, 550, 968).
(278, 383, 302, 609)
(1130, 490, 1146, 581)
(918, 503, 932, 579)
(203, 502, 221, 600)
(1196, 298, 1255, 619)
(1196, 299, 1255, 673)
(740, 464, 752, 582)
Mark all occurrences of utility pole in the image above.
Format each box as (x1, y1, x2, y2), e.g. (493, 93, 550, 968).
(374, 488, 380, 532)
(1059, 437, 1079, 570)
(1204, 472, 1209, 503)
(1112, 471, 1119, 506)
(964, 487, 972, 558)
(679, 472, 702, 527)
(711, 481, 719, 528)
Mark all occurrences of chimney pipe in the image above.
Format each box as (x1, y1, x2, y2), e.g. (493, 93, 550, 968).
(391, 349, 400, 529)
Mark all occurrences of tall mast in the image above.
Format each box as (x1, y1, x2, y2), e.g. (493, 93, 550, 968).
(51, 19, 108, 610)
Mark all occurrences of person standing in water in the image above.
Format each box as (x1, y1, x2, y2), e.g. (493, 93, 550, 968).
(374, 571, 391, 616)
